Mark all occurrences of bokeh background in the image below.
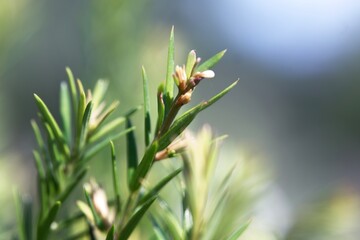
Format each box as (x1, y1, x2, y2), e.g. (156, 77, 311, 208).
(1, 0, 360, 238)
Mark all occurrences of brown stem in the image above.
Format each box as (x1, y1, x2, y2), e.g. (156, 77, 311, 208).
(157, 93, 182, 137)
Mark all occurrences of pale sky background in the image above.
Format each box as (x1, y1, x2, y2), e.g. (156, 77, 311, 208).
(183, 0, 360, 76)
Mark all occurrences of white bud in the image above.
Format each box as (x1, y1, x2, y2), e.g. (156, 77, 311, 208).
(200, 70, 215, 78)
(92, 187, 109, 219)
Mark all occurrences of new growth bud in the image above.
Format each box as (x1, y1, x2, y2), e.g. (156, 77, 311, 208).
(178, 90, 193, 105)
(83, 180, 114, 229)
(194, 70, 215, 79)
(157, 50, 220, 140)
(92, 186, 110, 221)
(173, 51, 216, 108)
(174, 65, 188, 92)
(155, 135, 188, 161)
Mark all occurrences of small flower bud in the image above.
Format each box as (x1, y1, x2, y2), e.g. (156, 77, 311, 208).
(175, 65, 188, 92)
(201, 70, 215, 78)
(83, 180, 114, 229)
(178, 90, 193, 105)
(193, 70, 215, 79)
(155, 135, 188, 161)
(92, 187, 109, 220)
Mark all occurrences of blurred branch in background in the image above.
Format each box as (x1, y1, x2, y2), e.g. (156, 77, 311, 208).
(151, 126, 267, 240)
(285, 187, 360, 240)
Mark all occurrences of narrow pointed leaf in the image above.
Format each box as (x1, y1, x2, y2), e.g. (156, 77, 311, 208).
(41, 124, 60, 190)
(34, 94, 70, 158)
(155, 84, 165, 135)
(65, 67, 78, 115)
(164, 26, 175, 112)
(75, 79, 86, 150)
(138, 168, 182, 206)
(158, 112, 195, 151)
(60, 82, 72, 144)
(126, 118, 138, 188)
(33, 151, 45, 180)
(110, 141, 121, 213)
(185, 50, 196, 79)
(33, 150, 46, 179)
(89, 117, 125, 143)
(31, 123, 52, 198)
(124, 105, 142, 118)
(158, 80, 238, 150)
(205, 137, 220, 181)
(91, 101, 119, 130)
(44, 123, 62, 165)
(130, 141, 158, 191)
(33, 94, 65, 145)
(79, 101, 93, 150)
(196, 49, 227, 72)
(106, 225, 115, 240)
(92, 79, 108, 109)
(118, 196, 157, 240)
(77, 79, 86, 115)
(37, 201, 61, 240)
(142, 66, 151, 146)
(226, 220, 251, 240)
(31, 120, 45, 151)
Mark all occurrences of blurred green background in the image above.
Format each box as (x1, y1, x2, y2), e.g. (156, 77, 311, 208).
(1, 0, 360, 238)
